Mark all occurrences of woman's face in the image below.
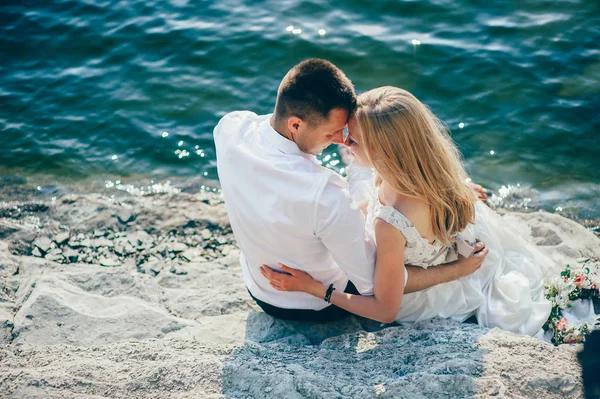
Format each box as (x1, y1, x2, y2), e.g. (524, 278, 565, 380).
(345, 116, 371, 167)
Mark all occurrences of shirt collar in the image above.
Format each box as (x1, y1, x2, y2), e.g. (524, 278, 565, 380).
(260, 115, 302, 155)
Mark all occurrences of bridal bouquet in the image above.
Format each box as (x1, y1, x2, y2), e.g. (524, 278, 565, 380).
(543, 260, 600, 345)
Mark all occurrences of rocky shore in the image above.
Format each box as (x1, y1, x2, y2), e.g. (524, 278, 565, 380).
(0, 183, 599, 398)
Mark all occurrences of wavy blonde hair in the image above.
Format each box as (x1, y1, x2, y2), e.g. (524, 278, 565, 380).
(355, 86, 476, 245)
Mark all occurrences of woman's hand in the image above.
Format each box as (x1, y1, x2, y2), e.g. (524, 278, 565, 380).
(260, 263, 327, 298)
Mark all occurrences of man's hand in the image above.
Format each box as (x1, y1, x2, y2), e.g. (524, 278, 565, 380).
(455, 241, 488, 277)
(467, 181, 489, 201)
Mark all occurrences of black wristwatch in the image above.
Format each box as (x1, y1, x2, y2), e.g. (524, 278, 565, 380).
(324, 284, 336, 303)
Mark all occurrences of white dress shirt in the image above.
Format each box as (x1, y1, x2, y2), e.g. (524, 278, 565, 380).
(345, 163, 376, 203)
(214, 111, 376, 310)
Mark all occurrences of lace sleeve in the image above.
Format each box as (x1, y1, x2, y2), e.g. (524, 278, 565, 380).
(373, 206, 425, 248)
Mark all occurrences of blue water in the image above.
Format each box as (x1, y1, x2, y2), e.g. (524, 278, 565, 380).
(1, 0, 599, 219)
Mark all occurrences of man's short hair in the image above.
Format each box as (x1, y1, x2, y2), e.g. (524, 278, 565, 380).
(274, 59, 356, 126)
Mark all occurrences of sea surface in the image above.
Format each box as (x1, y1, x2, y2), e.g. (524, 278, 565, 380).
(1, 0, 599, 220)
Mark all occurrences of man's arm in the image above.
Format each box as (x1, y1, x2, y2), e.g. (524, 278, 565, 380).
(314, 182, 376, 295)
(404, 242, 488, 293)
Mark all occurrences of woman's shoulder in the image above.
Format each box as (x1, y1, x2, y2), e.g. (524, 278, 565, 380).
(389, 196, 434, 242)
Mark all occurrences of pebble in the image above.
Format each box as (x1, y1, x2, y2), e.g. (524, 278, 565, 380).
(64, 249, 79, 263)
(113, 245, 124, 256)
(33, 237, 52, 254)
(117, 211, 135, 224)
(127, 230, 153, 248)
(221, 245, 232, 256)
(99, 257, 120, 267)
(170, 242, 188, 253)
(69, 237, 90, 248)
(32, 247, 43, 257)
(170, 266, 188, 276)
(48, 248, 62, 256)
(180, 249, 200, 262)
(45, 254, 64, 262)
(91, 238, 114, 248)
(54, 232, 70, 246)
(201, 229, 212, 240)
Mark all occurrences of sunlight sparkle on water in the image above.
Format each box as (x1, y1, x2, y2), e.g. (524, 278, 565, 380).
(319, 29, 327, 36)
(488, 183, 531, 210)
(104, 180, 181, 196)
(178, 141, 184, 146)
(286, 25, 294, 32)
(292, 28, 302, 35)
(490, 150, 495, 155)
(111, 155, 118, 160)
(161, 131, 169, 138)
(175, 149, 189, 158)
(412, 39, 421, 45)
(459, 122, 465, 129)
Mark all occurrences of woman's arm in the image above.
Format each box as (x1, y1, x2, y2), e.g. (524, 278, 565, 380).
(261, 217, 407, 324)
(327, 218, 406, 322)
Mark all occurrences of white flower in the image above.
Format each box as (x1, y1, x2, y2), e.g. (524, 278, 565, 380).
(556, 295, 570, 309)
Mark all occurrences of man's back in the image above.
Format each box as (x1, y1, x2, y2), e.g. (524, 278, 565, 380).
(214, 111, 375, 310)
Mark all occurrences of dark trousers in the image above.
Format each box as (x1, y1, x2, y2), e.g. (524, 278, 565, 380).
(248, 281, 360, 322)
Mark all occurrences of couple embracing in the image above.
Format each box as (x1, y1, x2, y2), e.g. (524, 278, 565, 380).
(214, 58, 553, 336)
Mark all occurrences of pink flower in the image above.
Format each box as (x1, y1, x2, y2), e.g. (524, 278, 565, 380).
(574, 274, 585, 287)
(556, 318, 568, 331)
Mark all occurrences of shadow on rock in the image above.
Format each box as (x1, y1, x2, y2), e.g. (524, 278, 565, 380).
(222, 313, 488, 399)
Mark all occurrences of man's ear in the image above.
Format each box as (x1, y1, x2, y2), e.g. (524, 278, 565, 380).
(287, 116, 303, 134)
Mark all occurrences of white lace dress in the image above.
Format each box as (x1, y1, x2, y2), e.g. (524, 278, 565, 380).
(365, 183, 554, 336)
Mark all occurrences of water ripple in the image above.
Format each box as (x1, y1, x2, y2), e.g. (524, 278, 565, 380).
(1, 0, 599, 219)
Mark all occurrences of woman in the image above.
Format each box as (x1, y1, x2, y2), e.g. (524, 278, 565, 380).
(261, 86, 556, 336)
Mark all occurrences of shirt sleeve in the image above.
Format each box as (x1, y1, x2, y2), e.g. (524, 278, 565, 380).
(314, 179, 376, 295)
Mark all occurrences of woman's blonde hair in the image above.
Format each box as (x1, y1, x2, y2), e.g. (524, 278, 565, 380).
(355, 86, 476, 245)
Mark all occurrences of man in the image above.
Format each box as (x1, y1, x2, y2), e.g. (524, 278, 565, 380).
(214, 58, 486, 321)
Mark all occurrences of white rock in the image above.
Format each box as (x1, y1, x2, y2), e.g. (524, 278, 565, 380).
(54, 232, 70, 246)
(33, 237, 52, 253)
(170, 242, 188, 253)
(117, 211, 134, 224)
(99, 257, 120, 267)
(32, 247, 43, 257)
